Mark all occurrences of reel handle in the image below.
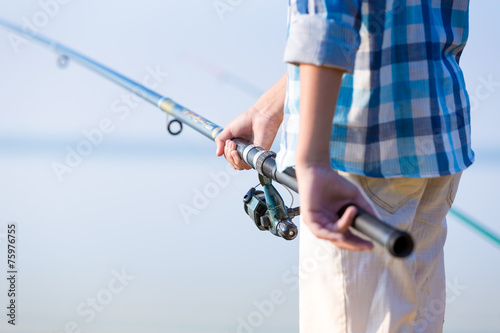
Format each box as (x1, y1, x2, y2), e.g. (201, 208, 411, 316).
(277, 220, 298, 240)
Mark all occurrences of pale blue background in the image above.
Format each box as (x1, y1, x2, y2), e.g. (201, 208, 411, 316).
(0, 1, 499, 332)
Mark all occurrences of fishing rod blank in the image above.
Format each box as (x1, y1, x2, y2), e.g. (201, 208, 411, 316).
(0, 18, 413, 257)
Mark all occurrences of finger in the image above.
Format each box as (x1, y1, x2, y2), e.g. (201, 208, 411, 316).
(307, 221, 372, 251)
(226, 141, 246, 169)
(334, 205, 358, 234)
(229, 141, 251, 170)
(304, 206, 356, 236)
(226, 140, 247, 170)
(329, 230, 373, 251)
(215, 129, 233, 157)
(224, 140, 240, 169)
(304, 209, 373, 251)
(231, 150, 251, 170)
(305, 219, 347, 241)
(215, 138, 223, 156)
(335, 206, 374, 250)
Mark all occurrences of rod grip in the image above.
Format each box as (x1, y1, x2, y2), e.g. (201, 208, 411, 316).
(339, 204, 414, 258)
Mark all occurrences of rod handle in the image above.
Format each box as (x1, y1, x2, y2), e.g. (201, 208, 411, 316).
(339, 204, 414, 258)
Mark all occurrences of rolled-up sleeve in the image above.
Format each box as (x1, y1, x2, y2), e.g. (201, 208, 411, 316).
(284, 0, 362, 73)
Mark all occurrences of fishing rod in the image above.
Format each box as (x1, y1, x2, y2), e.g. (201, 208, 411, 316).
(0, 18, 413, 258)
(187, 54, 500, 255)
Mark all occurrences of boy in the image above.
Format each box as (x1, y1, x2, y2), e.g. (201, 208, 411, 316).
(216, 0, 473, 331)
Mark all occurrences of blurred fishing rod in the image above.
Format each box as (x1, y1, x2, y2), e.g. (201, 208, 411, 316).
(180, 51, 265, 98)
(0, 18, 414, 257)
(448, 208, 500, 249)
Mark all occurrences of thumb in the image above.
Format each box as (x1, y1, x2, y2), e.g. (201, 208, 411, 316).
(215, 128, 233, 156)
(252, 130, 273, 151)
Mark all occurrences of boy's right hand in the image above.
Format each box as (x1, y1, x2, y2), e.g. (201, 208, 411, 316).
(215, 106, 283, 170)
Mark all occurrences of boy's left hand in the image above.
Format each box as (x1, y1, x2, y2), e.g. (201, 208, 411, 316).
(296, 162, 377, 251)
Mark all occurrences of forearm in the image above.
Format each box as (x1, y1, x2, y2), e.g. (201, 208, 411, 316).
(296, 65, 344, 168)
(252, 73, 287, 121)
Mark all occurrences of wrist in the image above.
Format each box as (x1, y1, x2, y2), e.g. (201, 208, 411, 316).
(251, 73, 286, 122)
(296, 145, 331, 170)
(296, 147, 332, 173)
(248, 104, 283, 130)
(252, 97, 284, 121)
(296, 159, 331, 172)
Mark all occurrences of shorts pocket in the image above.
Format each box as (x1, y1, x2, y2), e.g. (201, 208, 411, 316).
(359, 177, 427, 214)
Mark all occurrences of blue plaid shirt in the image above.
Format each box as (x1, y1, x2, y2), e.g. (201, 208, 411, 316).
(276, 0, 474, 178)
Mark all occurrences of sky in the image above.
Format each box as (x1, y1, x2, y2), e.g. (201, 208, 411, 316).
(0, 1, 499, 332)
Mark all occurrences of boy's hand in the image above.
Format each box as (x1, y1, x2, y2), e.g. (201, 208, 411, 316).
(215, 74, 286, 170)
(215, 106, 282, 170)
(296, 162, 377, 251)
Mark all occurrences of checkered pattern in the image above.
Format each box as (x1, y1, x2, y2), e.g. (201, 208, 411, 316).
(276, 0, 474, 178)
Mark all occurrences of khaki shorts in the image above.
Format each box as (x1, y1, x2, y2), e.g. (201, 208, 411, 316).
(299, 171, 462, 333)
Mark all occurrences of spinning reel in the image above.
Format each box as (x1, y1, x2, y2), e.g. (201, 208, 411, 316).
(243, 174, 299, 240)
